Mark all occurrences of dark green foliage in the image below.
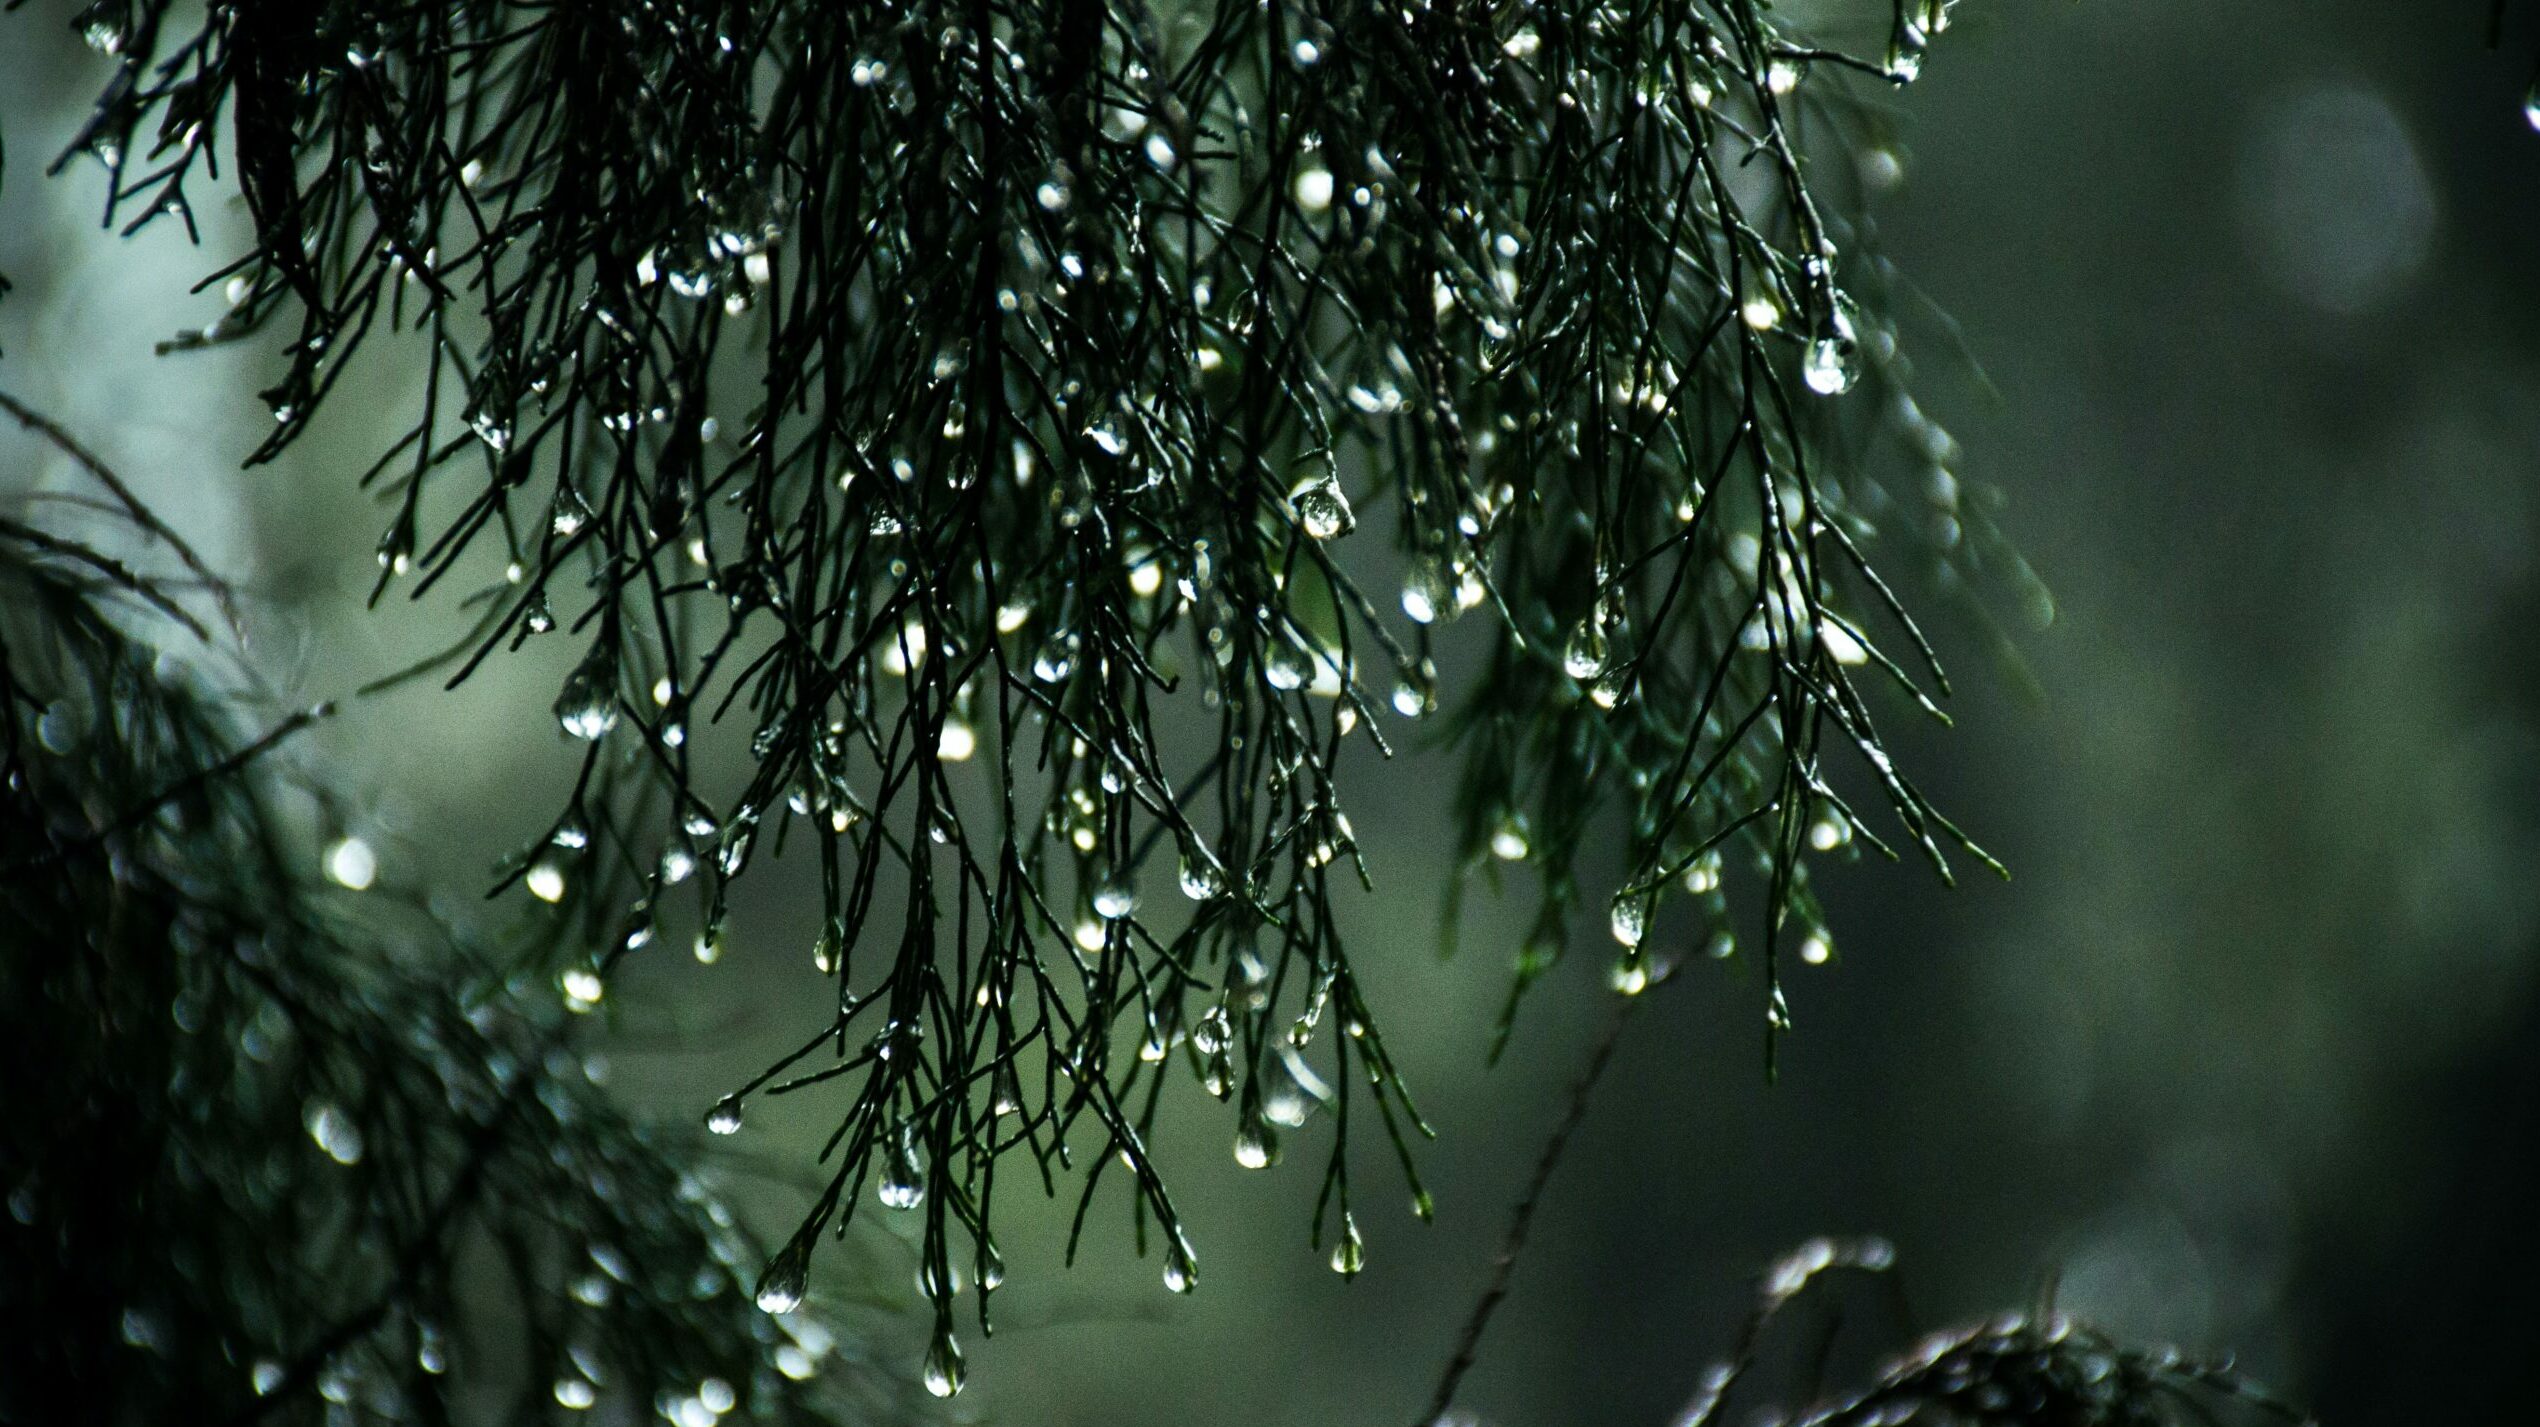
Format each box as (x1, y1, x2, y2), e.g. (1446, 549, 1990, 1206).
(0, 423, 897, 1424)
(1682, 1241, 2312, 1427)
(13, 0, 2046, 1374)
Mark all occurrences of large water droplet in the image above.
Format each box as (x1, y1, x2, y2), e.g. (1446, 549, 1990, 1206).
(1489, 813, 1531, 862)
(1608, 891, 1647, 948)
(304, 1100, 364, 1165)
(754, 1243, 808, 1314)
(1263, 642, 1308, 691)
(1330, 1213, 1366, 1278)
(1290, 472, 1354, 540)
(1178, 850, 1226, 901)
(325, 836, 378, 890)
(1803, 305, 1860, 396)
(706, 1096, 744, 1135)
(1162, 1232, 1197, 1294)
(523, 853, 568, 898)
(919, 1330, 966, 1399)
(1091, 878, 1137, 920)
(1401, 556, 1454, 625)
(1234, 1106, 1278, 1169)
(1562, 622, 1610, 681)
(555, 653, 618, 740)
(878, 1130, 925, 1210)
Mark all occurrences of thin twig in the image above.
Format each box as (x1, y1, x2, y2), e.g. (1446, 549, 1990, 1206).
(1418, 992, 1642, 1427)
(0, 387, 242, 637)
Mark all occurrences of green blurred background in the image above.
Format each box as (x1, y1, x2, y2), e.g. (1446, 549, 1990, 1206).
(7, 2, 2539, 1422)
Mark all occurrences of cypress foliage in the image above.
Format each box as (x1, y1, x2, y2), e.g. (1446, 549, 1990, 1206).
(0, 408, 903, 1424)
(1, 0, 2195, 1415)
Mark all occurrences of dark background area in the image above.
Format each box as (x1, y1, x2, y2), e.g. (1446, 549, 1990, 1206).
(5, 2, 2538, 1423)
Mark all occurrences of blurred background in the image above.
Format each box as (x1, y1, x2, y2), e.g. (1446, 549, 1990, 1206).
(6, 2, 2538, 1423)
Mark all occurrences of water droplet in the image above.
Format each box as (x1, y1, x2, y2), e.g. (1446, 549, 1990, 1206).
(554, 1376, 597, 1410)
(524, 855, 569, 905)
(937, 719, 977, 762)
(304, 1100, 364, 1165)
(1803, 305, 1860, 396)
(1290, 472, 1354, 540)
(878, 1129, 925, 1209)
(2526, 80, 2540, 132)
(1683, 851, 1723, 895)
(1162, 1232, 1197, 1293)
(1143, 132, 1177, 170)
(1888, 23, 1927, 83)
(1329, 1213, 1365, 1278)
(1799, 930, 1834, 965)
(562, 967, 604, 1011)
(1401, 556, 1455, 624)
(1608, 892, 1647, 948)
(555, 653, 618, 740)
(1562, 622, 1611, 681)
(1032, 636, 1073, 682)
(1091, 878, 1137, 920)
(706, 1096, 744, 1135)
(325, 836, 377, 890)
(1178, 850, 1226, 900)
(1234, 1107, 1279, 1169)
(1609, 949, 1650, 996)
(1295, 166, 1336, 212)
(250, 1360, 285, 1395)
(1191, 1004, 1233, 1054)
(1489, 813, 1531, 862)
(754, 1243, 808, 1314)
(922, 1328, 966, 1398)
(1264, 642, 1308, 691)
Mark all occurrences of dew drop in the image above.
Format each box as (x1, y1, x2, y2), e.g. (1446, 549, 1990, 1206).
(1400, 556, 1454, 625)
(1290, 472, 1354, 540)
(325, 836, 377, 890)
(1803, 305, 1860, 396)
(1608, 891, 1647, 948)
(1162, 1232, 1197, 1294)
(1562, 622, 1610, 681)
(921, 1328, 965, 1398)
(304, 1100, 364, 1165)
(1233, 1107, 1279, 1169)
(877, 1130, 926, 1210)
(754, 1243, 808, 1314)
(1091, 879, 1137, 920)
(555, 653, 619, 741)
(1329, 1213, 1366, 1278)
(1489, 813, 1531, 862)
(706, 1096, 744, 1135)
(526, 857, 568, 904)
(561, 967, 604, 1012)
(1178, 851, 1226, 901)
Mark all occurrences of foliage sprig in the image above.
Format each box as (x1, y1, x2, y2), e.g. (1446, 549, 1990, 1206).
(19, 0, 2042, 1391)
